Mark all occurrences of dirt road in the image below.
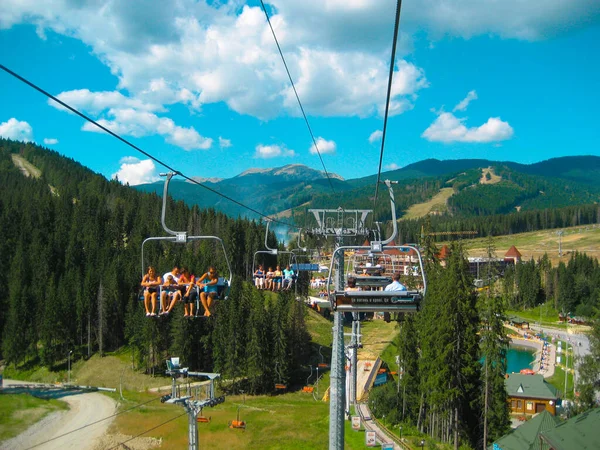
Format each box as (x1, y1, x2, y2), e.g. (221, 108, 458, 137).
(1, 380, 117, 450)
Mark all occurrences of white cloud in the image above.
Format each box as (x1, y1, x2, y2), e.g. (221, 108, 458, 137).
(119, 156, 141, 164)
(309, 137, 336, 155)
(3, 0, 595, 134)
(0, 118, 33, 142)
(81, 108, 212, 150)
(255, 144, 296, 158)
(385, 163, 400, 171)
(282, 51, 427, 118)
(1, 1, 428, 121)
(422, 112, 514, 143)
(112, 158, 159, 185)
(51, 89, 162, 114)
(403, 0, 600, 41)
(219, 137, 232, 148)
(368, 130, 383, 143)
(43, 138, 58, 145)
(453, 90, 478, 112)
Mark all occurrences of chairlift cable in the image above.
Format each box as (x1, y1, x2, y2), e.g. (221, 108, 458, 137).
(259, 0, 338, 197)
(0, 64, 300, 230)
(373, 0, 403, 211)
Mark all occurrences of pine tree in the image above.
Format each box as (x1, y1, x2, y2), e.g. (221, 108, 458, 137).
(396, 314, 420, 423)
(479, 237, 511, 447)
(245, 288, 271, 394)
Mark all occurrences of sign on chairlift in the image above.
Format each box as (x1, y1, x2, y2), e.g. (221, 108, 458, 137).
(291, 263, 320, 271)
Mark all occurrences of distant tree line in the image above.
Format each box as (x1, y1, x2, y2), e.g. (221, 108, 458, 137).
(502, 252, 600, 318)
(0, 139, 310, 391)
(392, 203, 600, 245)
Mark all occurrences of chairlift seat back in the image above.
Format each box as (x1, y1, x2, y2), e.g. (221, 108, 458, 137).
(332, 290, 421, 313)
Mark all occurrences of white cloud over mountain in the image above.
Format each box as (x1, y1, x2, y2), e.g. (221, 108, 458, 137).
(255, 144, 295, 158)
(79, 107, 212, 151)
(422, 112, 514, 143)
(112, 156, 159, 185)
(0, 118, 33, 142)
(309, 137, 336, 155)
(43, 138, 58, 145)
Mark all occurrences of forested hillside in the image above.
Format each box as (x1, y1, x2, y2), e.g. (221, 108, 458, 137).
(0, 139, 311, 391)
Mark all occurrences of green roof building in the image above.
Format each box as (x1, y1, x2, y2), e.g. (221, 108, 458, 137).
(491, 410, 561, 450)
(506, 374, 559, 416)
(539, 407, 600, 449)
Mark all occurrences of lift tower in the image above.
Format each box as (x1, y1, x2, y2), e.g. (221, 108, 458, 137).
(307, 206, 371, 450)
(162, 357, 225, 450)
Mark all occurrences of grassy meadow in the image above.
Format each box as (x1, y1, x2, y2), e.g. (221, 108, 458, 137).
(0, 393, 68, 441)
(455, 223, 600, 265)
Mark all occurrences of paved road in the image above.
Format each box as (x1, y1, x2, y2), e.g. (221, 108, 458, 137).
(528, 324, 591, 386)
(1, 380, 117, 450)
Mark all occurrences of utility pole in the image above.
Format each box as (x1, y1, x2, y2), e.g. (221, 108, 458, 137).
(557, 230, 564, 257)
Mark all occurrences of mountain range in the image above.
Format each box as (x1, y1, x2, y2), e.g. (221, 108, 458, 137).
(135, 155, 600, 221)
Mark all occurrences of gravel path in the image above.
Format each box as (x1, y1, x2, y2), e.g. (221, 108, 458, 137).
(1, 380, 117, 450)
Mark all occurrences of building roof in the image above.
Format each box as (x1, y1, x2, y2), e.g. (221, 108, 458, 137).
(505, 374, 558, 400)
(508, 315, 530, 325)
(505, 245, 522, 258)
(491, 411, 561, 450)
(539, 407, 600, 450)
(437, 245, 450, 259)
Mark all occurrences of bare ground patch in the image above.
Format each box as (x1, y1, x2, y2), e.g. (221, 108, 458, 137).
(402, 187, 454, 220)
(479, 167, 502, 185)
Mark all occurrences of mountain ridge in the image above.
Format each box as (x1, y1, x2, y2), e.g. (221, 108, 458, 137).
(133, 155, 600, 220)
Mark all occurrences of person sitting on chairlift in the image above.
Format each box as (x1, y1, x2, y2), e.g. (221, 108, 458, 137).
(265, 267, 274, 291)
(161, 274, 181, 315)
(142, 266, 162, 316)
(196, 266, 219, 317)
(273, 265, 283, 291)
(384, 272, 407, 292)
(282, 265, 294, 290)
(178, 267, 195, 317)
(160, 266, 181, 315)
(346, 277, 360, 291)
(254, 265, 265, 290)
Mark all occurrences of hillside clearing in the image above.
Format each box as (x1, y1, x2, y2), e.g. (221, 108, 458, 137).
(11, 154, 41, 178)
(479, 167, 501, 184)
(401, 187, 454, 220)
(452, 223, 600, 265)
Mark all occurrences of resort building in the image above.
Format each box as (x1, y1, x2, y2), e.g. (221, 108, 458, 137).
(506, 373, 559, 416)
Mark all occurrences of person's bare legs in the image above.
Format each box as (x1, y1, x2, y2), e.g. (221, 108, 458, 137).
(160, 291, 168, 314)
(151, 292, 157, 315)
(200, 292, 210, 316)
(166, 292, 181, 313)
(144, 290, 151, 315)
(206, 293, 215, 315)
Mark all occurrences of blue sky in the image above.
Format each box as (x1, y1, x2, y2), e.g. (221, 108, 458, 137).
(1, 1, 599, 185)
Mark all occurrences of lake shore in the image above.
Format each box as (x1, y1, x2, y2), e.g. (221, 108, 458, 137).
(509, 334, 555, 378)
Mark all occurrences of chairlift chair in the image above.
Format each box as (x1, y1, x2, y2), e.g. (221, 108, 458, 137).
(140, 172, 233, 318)
(325, 180, 427, 314)
(228, 407, 247, 430)
(251, 220, 297, 288)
